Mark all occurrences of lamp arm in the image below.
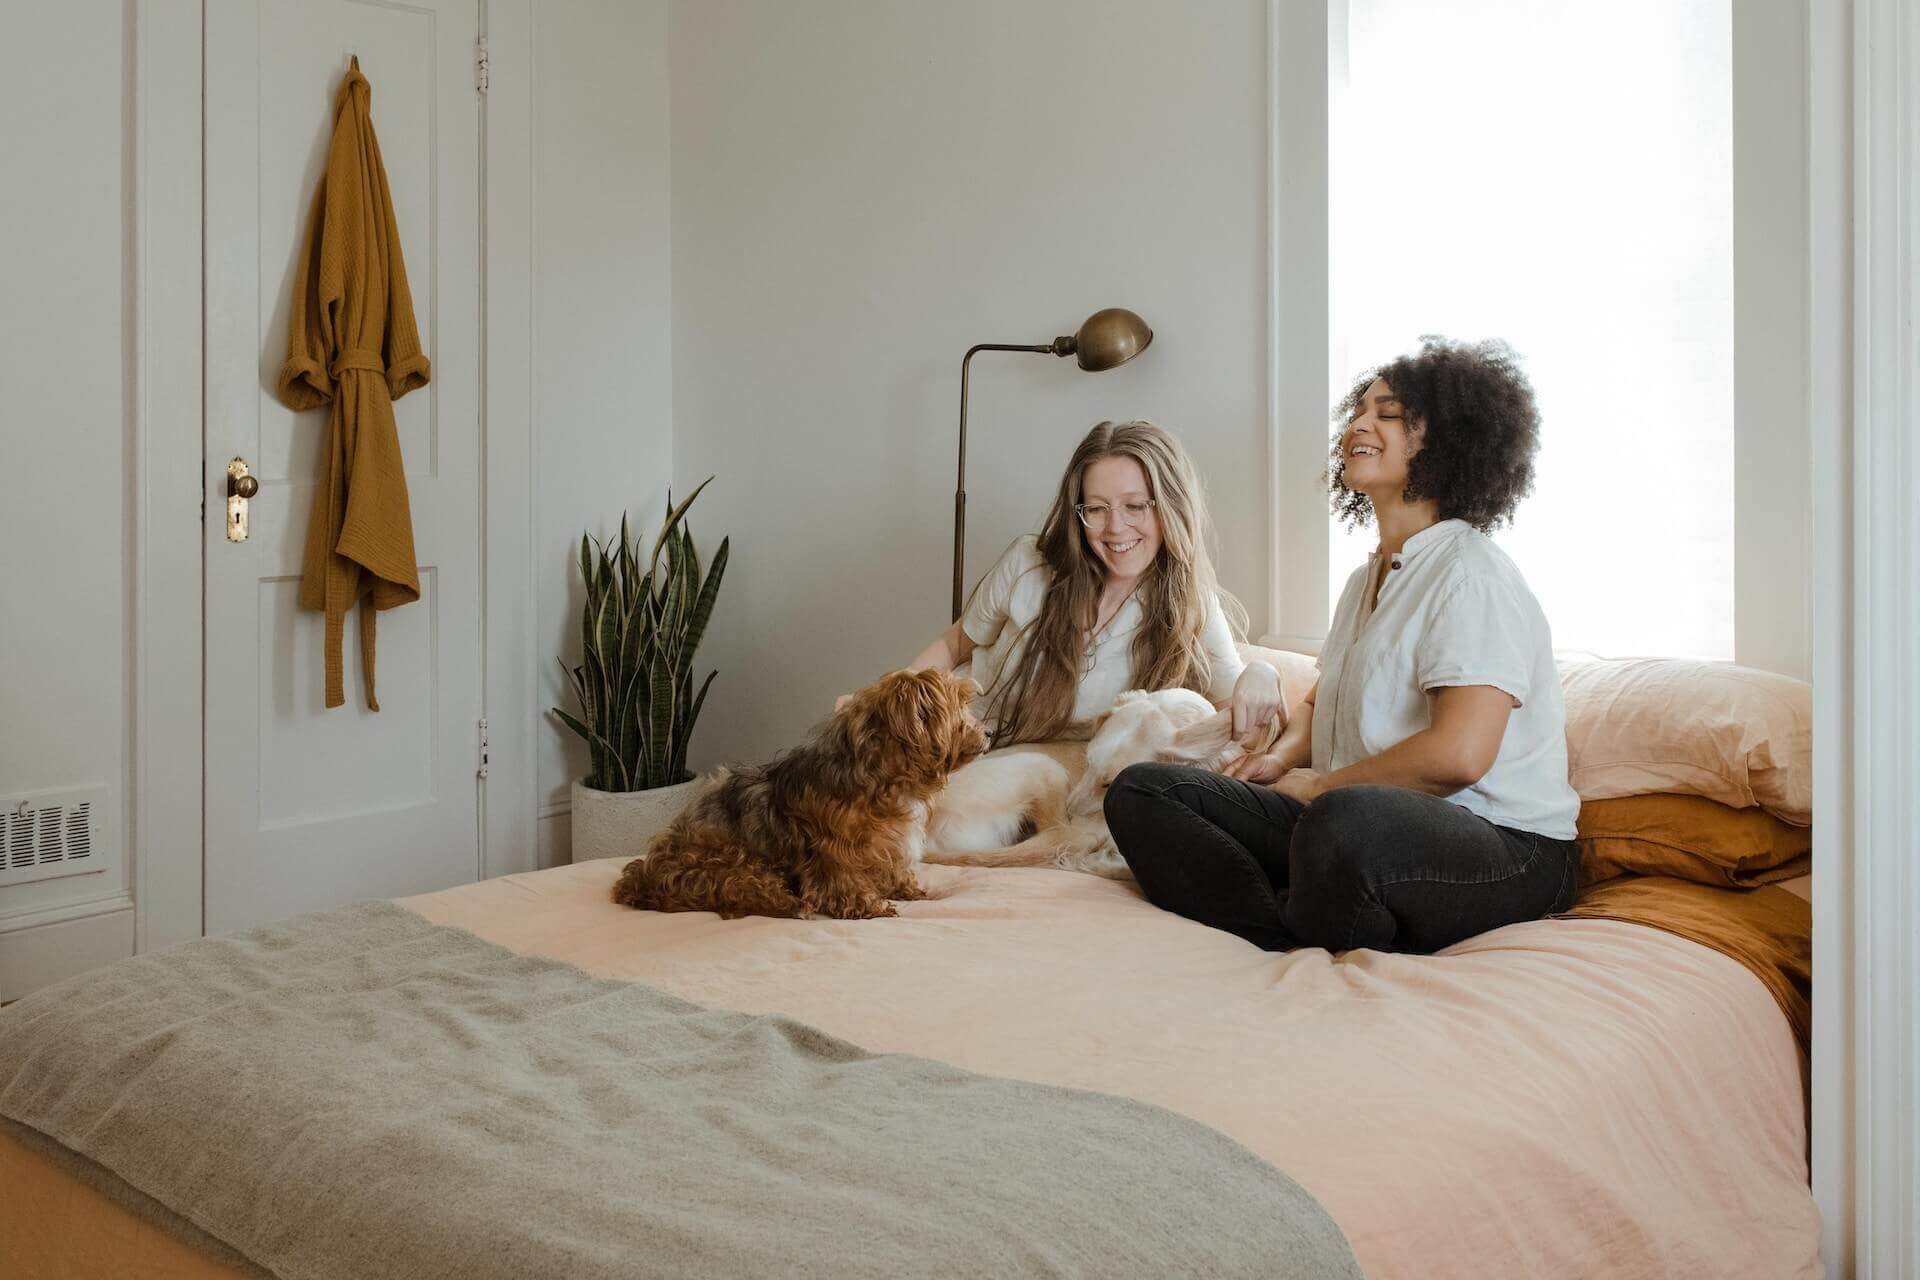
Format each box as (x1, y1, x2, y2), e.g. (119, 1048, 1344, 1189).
(953, 342, 1064, 621)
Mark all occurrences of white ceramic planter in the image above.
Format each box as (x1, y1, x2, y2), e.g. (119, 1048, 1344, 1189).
(570, 777, 702, 863)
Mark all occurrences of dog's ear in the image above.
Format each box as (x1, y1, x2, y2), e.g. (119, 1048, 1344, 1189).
(890, 669, 988, 774)
(884, 670, 942, 740)
(1163, 708, 1235, 763)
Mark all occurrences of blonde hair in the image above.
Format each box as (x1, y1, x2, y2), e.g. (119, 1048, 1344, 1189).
(978, 421, 1244, 746)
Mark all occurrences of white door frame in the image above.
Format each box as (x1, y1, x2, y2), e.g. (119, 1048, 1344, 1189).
(133, 0, 207, 953)
(1809, 0, 1919, 1275)
(478, 0, 538, 889)
(135, 0, 537, 952)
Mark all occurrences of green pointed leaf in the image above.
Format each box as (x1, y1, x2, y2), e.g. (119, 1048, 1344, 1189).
(555, 705, 624, 789)
(642, 561, 688, 786)
(676, 528, 699, 632)
(552, 706, 592, 743)
(679, 536, 728, 670)
(673, 668, 718, 781)
(594, 575, 623, 677)
(620, 661, 649, 785)
(618, 512, 639, 615)
(645, 475, 714, 575)
(557, 660, 609, 789)
(579, 535, 600, 668)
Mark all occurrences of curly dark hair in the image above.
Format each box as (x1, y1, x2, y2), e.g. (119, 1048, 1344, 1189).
(1329, 336, 1541, 532)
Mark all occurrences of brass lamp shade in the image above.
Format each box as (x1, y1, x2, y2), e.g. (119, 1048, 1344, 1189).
(1056, 307, 1153, 371)
(950, 307, 1155, 619)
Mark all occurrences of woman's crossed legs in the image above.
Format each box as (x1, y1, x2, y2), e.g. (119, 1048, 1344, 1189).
(1103, 763, 1576, 954)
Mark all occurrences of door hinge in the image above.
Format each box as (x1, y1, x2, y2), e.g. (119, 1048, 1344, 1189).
(477, 718, 490, 779)
(475, 35, 489, 94)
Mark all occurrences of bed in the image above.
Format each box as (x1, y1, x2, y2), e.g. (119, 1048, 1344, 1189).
(1, 848, 1817, 1279)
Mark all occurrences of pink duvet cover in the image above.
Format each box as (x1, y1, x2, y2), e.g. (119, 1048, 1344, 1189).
(410, 859, 1818, 1279)
(3, 857, 1818, 1278)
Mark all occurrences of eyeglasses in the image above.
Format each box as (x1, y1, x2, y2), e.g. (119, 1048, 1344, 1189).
(1074, 499, 1156, 529)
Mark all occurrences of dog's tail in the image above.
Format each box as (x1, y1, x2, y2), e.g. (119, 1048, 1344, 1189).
(922, 825, 1075, 869)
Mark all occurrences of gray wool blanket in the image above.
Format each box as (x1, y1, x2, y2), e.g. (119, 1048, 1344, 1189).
(0, 901, 1360, 1279)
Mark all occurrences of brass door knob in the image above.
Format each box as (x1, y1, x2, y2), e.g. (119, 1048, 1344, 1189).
(226, 458, 257, 542)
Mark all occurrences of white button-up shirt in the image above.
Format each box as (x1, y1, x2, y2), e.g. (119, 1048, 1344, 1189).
(961, 535, 1244, 735)
(1314, 519, 1580, 839)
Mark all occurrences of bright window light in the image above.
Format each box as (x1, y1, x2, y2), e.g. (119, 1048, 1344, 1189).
(1329, 0, 1733, 659)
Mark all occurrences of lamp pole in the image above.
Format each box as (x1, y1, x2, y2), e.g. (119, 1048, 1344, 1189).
(949, 310, 1152, 621)
(953, 342, 1056, 621)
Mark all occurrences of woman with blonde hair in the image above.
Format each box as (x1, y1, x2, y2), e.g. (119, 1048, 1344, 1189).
(882, 420, 1284, 746)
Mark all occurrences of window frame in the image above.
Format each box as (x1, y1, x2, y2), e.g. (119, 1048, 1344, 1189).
(1262, 0, 1811, 680)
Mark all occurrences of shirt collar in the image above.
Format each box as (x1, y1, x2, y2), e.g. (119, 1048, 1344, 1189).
(1377, 518, 1472, 567)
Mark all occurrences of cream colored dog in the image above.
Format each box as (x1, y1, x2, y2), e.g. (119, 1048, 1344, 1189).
(925, 688, 1283, 879)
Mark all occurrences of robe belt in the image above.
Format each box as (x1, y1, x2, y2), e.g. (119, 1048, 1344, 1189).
(329, 348, 386, 379)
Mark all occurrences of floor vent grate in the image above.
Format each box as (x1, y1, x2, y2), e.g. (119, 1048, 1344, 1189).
(1, 786, 109, 888)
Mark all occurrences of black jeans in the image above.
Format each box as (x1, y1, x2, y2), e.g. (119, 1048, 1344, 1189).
(1104, 764, 1578, 954)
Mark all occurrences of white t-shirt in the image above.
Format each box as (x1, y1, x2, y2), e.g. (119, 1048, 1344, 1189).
(1314, 519, 1580, 839)
(960, 536, 1245, 737)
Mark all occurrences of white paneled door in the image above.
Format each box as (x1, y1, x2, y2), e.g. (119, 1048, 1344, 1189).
(204, 0, 485, 934)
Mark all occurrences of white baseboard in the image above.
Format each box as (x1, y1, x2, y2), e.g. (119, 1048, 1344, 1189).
(0, 907, 135, 1002)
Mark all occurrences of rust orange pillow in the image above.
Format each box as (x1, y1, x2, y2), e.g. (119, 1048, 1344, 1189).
(1576, 793, 1812, 889)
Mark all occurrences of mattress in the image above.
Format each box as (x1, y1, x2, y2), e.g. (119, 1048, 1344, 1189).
(1, 858, 1819, 1278)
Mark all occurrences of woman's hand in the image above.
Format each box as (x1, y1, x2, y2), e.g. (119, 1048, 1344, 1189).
(834, 694, 851, 713)
(1228, 661, 1287, 747)
(1220, 752, 1288, 785)
(1269, 768, 1323, 805)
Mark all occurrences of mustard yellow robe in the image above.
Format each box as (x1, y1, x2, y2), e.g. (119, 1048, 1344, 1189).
(277, 57, 430, 711)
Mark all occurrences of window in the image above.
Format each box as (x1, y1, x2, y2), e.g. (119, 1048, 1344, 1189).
(1328, 0, 1734, 659)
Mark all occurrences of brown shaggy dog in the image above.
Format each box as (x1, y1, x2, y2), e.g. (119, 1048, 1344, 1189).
(611, 669, 989, 920)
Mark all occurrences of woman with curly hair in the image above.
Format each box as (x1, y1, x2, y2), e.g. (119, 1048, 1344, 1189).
(1106, 338, 1580, 954)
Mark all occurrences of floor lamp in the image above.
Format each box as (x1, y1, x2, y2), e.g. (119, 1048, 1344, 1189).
(951, 307, 1153, 620)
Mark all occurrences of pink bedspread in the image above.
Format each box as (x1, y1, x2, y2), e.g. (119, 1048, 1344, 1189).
(1, 857, 1817, 1279)
(403, 859, 1818, 1280)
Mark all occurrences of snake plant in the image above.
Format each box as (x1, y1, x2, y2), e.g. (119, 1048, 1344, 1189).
(554, 478, 729, 792)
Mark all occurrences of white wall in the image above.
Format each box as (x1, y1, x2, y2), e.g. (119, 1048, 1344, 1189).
(533, 0, 675, 865)
(669, 0, 1270, 766)
(0, 2, 137, 990)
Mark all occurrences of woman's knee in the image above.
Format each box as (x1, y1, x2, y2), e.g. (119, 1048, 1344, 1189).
(1102, 763, 1200, 861)
(1285, 789, 1408, 935)
(1289, 787, 1385, 877)
(1103, 762, 1188, 820)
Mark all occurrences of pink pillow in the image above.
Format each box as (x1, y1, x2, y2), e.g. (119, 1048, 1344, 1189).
(1557, 658, 1811, 826)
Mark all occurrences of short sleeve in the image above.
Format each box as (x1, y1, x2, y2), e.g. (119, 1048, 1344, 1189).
(1416, 576, 1535, 707)
(961, 537, 1040, 648)
(1199, 594, 1245, 700)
